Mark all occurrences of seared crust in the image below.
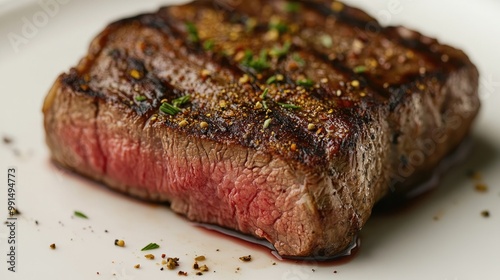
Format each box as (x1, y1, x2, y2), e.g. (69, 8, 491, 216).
(43, 0, 480, 257)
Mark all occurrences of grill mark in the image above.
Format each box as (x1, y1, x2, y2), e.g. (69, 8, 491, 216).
(297, 0, 380, 30)
(383, 27, 466, 71)
(139, 9, 250, 84)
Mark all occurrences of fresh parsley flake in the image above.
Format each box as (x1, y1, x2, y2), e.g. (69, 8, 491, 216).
(74, 211, 88, 219)
(141, 243, 160, 251)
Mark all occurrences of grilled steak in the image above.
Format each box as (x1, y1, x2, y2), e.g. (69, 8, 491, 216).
(42, 0, 480, 258)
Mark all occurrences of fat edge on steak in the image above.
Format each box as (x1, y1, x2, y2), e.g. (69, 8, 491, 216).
(42, 0, 480, 258)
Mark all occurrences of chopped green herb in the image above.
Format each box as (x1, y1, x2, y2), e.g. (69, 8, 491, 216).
(266, 75, 278, 85)
(269, 21, 288, 34)
(203, 39, 214, 51)
(263, 118, 272, 129)
(245, 17, 257, 33)
(135, 95, 147, 102)
(353, 65, 367, 73)
(270, 41, 291, 59)
(297, 78, 314, 87)
(278, 103, 301, 109)
(159, 95, 190, 116)
(260, 88, 269, 99)
(141, 243, 160, 251)
(262, 101, 268, 110)
(172, 95, 191, 107)
(74, 211, 88, 219)
(292, 53, 305, 66)
(160, 103, 181, 115)
(285, 2, 301, 13)
(185, 22, 199, 43)
(320, 35, 333, 48)
(242, 49, 254, 65)
(241, 49, 270, 72)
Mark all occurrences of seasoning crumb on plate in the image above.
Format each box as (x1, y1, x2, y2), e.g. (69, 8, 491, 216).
(475, 183, 489, 192)
(144, 254, 155, 260)
(481, 210, 490, 218)
(49, 243, 56, 250)
(239, 255, 252, 262)
(134, 264, 140, 269)
(2, 136, 13, 144)
(114, 239, 125, 247)
(178, 271, 188, 276)
(194, 255, 206, 261)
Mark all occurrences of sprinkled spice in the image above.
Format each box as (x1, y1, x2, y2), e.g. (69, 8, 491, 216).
(481, 210, 490, 218)
(141, 242, 160, 251)
(199, 121, 209, 129)
(285, 2, 301, 13)
(353, 65, 367, 74)
(307, 123, 316, 131)
(50, 243, 56, 250)
(144, 254, 155, 260)
(239, 255, 252, 262)
(199, 264, 209, 272)
(195, 255, 206, 261)
(114, 239, 125, 247)
(9, 208, 20, 216)
(166, 257, 179, 270)
(331, 1, 344, 12)
(135, 95, 147, 102)
(320, 35, 333, 48)
(178, 271, 188, 276)
(290, 143, 297, 151)
(179, 120, 189, 127)
(74, 211, 88, 219)
(129, 69, 142, 80)
(239, 74, 250, 84)
(2, 136, 12, 144)
(185, 22, 199, 43)
(475, 183, 488, 192)
(263, 118, 272, 129)
(351, 80, 360, 88)
(254, 101, 263, 109)
(200, 69, 211, 79)
(134, 264, 140, 269)
(196, 272, 203, 276)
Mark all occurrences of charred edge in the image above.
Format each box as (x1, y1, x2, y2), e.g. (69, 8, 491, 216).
(138, 9, 248, 82)
(297, 0, 380, 30)
(270, 108, 328, 165)
(306, 47, 387, 99)
(383, 27, 466, 70)
(387, 71, 447, 112)
(61, 69, 105, 99)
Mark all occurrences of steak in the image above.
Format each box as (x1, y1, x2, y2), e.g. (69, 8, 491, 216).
(42, 0, 480, 258)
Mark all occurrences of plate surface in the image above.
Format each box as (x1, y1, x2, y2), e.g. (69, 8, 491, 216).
(1, 0, 499, 279)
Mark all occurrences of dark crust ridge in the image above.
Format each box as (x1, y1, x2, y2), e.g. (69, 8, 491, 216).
(43, 0, 480, 258)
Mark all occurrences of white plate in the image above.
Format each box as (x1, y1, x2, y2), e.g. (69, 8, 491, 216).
(1, 0, 499, 279)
